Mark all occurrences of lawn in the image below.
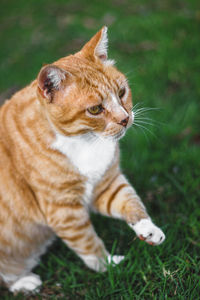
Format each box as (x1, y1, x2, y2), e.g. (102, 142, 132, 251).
(0, 0, 199, 299)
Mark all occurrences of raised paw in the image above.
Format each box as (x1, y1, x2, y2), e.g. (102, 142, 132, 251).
(9, 273, 42, 294)
(129, 218, 165, 246)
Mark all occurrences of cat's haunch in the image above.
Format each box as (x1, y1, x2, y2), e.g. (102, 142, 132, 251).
(0, 27, 165, 294)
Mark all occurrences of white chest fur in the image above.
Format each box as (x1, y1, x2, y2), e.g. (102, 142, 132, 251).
(51, 133, 116, 204)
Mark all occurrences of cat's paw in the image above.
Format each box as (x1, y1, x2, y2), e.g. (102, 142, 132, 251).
(9, 274, 42, 294)
(129, 218, 165, 246)
(107, 255, 125, 265)
(79, 254, 107, 272)
(80, 254, 125, 272)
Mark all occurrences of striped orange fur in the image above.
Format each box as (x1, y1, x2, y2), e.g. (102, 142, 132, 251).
(0, 27, 165, 293)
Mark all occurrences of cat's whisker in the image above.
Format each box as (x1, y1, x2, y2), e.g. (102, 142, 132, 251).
(124, 70, 134, 77)
(133, 120, 158, 128)
(131, 123, 150, 142)
(134, 117, 165, 127)
(132, 102, 143, 111)
(134, 116, 160, 122)
(134, 106, 161, 111)
(133, 108, 161, 117)
(132, 105, 163, 127)
(133, 122, 157, 138)
(133, 106, 160, 112)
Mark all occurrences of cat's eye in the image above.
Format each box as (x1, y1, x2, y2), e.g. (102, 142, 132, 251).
(87, 105, 104, 115)
(119, 88, 126, 99)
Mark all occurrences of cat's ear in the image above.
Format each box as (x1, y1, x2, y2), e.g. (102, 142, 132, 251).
(37, 65, 67, 102)
(93, 26, 108, 62)
(79, 26, 111, 64)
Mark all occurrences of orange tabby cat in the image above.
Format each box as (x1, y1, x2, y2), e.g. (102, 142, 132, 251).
(0, 27, 165, 293)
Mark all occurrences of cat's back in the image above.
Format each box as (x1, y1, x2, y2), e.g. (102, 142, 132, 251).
(0, 84, 54, 252)
(0, 81, 47, 217)
(0, 81, 38, 134)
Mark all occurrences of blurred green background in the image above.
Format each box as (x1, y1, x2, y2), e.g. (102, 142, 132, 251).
(0, 0, 200, 299)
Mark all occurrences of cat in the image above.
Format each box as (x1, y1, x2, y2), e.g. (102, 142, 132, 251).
(0, 26, 165, 294)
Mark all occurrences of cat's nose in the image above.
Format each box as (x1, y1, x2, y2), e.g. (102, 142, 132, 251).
(118, 116, 129, 127)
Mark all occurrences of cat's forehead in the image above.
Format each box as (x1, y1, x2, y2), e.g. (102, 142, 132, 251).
(83, 67, 126, 90)
(78, 69, 128, 106)
(58, 56, 127, 91)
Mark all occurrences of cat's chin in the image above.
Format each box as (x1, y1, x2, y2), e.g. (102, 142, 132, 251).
(113, 129, 126, 140)
(99, 129, 126, 141)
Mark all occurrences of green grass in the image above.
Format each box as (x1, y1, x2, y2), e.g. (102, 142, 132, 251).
(0, 0, 200, 299)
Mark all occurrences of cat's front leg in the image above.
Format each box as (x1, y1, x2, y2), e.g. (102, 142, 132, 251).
(46, 201, 124, 271)
(94, 173, 165, 246)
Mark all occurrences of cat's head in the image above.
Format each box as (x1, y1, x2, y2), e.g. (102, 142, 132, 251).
(37, 27, 133, 140)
